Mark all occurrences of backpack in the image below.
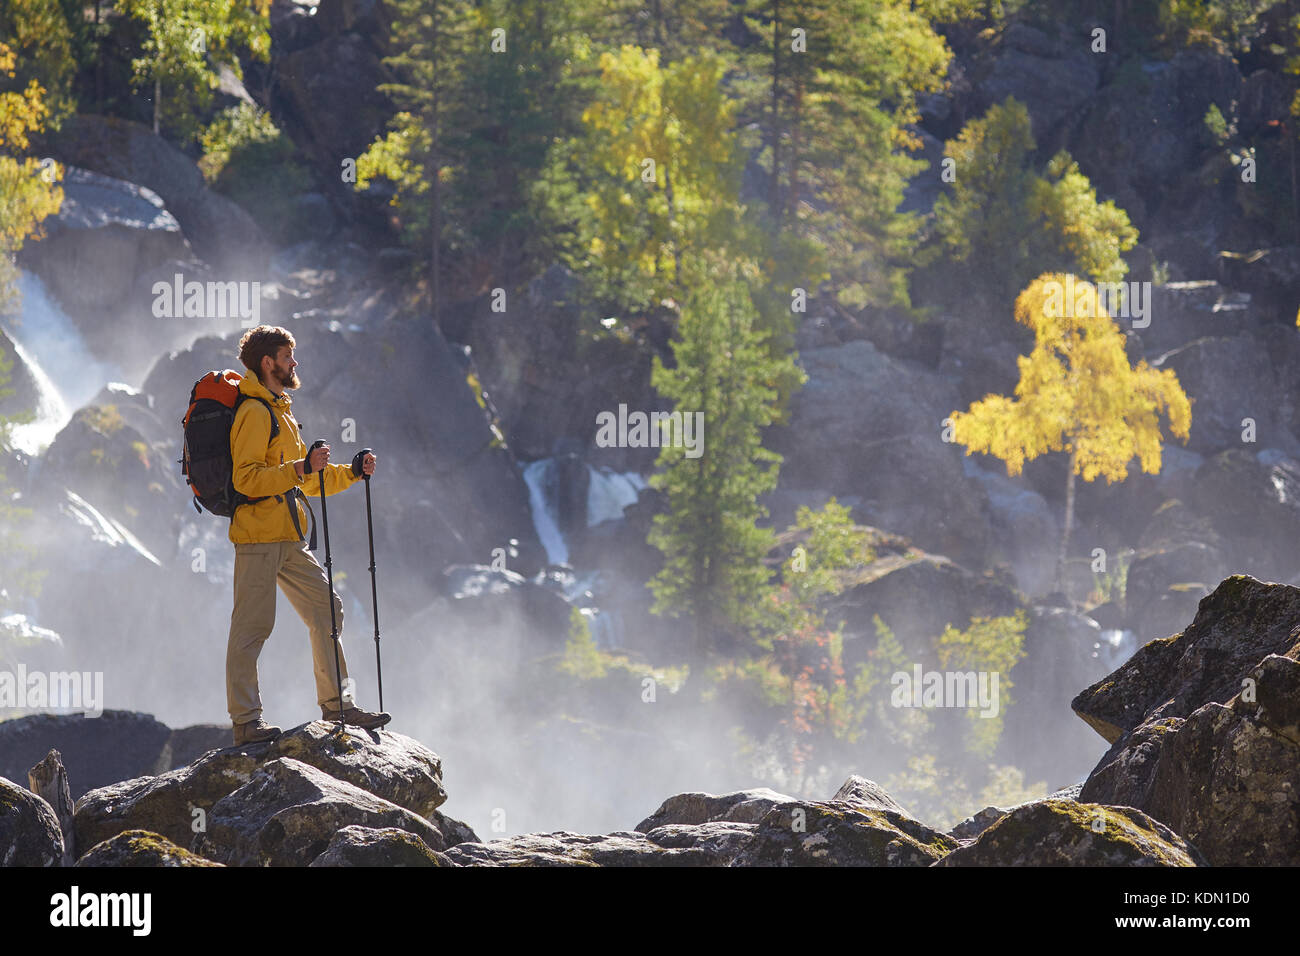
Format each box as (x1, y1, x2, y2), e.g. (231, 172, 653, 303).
(179, 369, 278, 517)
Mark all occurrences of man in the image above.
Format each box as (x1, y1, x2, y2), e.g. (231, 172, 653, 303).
(226, 324, 390, 745)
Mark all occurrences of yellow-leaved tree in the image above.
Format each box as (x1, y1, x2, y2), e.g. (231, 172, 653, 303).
(949, 272, 1192, 593)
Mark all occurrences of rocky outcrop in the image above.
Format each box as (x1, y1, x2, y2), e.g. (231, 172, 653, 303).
(769, 340, 996, 568)
(1075, 575, 1300, 865)
(0, 775, 64, 866)
(936, 801, 1206, 866)
(193, 757, 445, 867)
(76, 829, 222, 867)
(74, 722, 447, 855)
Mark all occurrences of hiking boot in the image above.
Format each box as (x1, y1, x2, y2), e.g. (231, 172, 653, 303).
(232, 718, 282, 746)
(320, 705, 391, 729)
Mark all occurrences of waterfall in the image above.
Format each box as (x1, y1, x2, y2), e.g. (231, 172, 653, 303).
(522, 458, 569, 566)
(587, 466, 646, 528)
(2, 271, 121, 454)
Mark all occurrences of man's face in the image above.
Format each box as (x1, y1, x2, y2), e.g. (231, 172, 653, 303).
(268, 345, 300, 390)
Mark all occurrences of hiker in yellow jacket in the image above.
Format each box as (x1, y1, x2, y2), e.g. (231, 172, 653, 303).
(227, 324, 390, 745)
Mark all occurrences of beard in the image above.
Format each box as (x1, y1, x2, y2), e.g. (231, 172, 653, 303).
(275, 365, 301, 390)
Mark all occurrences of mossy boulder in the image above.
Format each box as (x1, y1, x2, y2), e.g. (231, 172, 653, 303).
(732, 801, 958, 867)
(935, 801, 1207, 866)
(634, 787, 795, 832)
(308, 826, 454, 867)
(444, 830, 717, 867)
(76, 829, 222, 867)
(0, 775, 64, 866)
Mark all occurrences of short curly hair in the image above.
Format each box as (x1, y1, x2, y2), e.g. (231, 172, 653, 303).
(238, 325, 295, 375)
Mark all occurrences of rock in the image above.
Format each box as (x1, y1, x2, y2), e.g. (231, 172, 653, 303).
(431, 810, 479, 847)
(153, 724, 233, 773)
(970, 25, 1100, 140)
(934, 801, 1206, 866)
(634, 787, 796, 832)
(1072, 575, 1300, 743)
(75, 721, 449, 852)
(444, 830, 712, 867)
(827, 546, 1024, 662)
(1187, 449, 1300, 583)
(0, 775, 64, 866)
(308, 825, 454, 867)
(732, 801, 958, 866)
(1137, 281, 1255, 357)
(830, 776, 913, 817)
(948, 783, 1084, 841)
(16, 167, 191, 321)
(27, 750, 75, 864)
(0, 711, 172, 801)
(75, 741, 269, 852)
(963, 457, 1058, 597)
(266, 722, 447, 818)
(769, 340, 995, 567)
(439, 565, 573, 645)
(450, 265, 656, 466)
(76, 829, 222, 867)
(1125, 499, 1227, 643)
(194, 757, 446, 867)
(1076, 578, 1300, 864)
(1151, 334, 1297, 456)
(641, 822, 757, 865)
(39, 115, 270, 274)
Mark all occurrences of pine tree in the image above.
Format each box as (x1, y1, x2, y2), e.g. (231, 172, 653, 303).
(948, 273, 1192, 593)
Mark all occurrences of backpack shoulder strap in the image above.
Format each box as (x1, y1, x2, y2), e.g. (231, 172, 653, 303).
(234, 393, 280, 440)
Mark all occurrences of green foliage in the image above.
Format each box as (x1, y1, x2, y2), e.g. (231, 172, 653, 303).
(0, 41, 64, 314)
(930, 99, 1139, 300)
(120, 0, 271, 143)
(737, 0, 951, 311)
(560, 607, 606, 680)
(199, 104, 311, 243)
(0, 0, 77, 127)
(647, 263, 803, 663)
(936, 610, 1028, 758)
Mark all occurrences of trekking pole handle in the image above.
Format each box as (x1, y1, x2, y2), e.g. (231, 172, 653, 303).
(352, 447, 374, 480)
(306, 438, 328, 474)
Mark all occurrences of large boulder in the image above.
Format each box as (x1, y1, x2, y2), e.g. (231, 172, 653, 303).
(76, 829, 222, 867)
(16, 167, 192, 323)
(308, 825, 453, 867)
(0, 775, 64, 866)
(265, 722, 447, 817)
(193, 757, 445, 866)
(0, 711, 172, 802)
(1186, 449, 1300, 584)
(1072, 575, 1300, 743)
(731, 800, 958, 867)
(1124, 499, 1227, 643)
(1075, 576, 1300, 865)
(935, 800, 1206, 866)
(39, 115, 269, 275)
(634, 787, 796, 832)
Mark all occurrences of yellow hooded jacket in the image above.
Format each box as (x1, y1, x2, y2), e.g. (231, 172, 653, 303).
(228, 373, 360, 544)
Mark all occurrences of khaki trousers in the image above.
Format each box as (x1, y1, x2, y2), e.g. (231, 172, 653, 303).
(227, 539, 352, 725)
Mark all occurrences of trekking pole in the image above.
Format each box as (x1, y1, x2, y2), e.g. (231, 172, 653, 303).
(310, 439, 346, 731)
(352, 448, 383, 714)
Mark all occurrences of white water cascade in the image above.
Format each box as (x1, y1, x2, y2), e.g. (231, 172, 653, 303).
(2, 271, 121, 454)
